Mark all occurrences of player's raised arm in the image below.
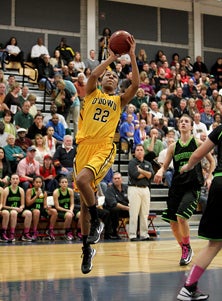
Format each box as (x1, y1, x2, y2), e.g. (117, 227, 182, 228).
(121, 36, 140, 108)
(86, 51, 118, 96)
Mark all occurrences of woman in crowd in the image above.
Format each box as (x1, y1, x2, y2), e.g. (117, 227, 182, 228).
(2, 110, 16, 136)
(44, 126, 57, 157)
(40, 154, 58, 194)
(4, 37, 24, 67)
(53, 176, 74, 241)
(34, 134, 49, 166)
(137, 102, 152, 126)
(26, 175, 58, 241)
(0, 146, 11, 187)
(50, 49, 64, 74)
(4, 82, 21, 117)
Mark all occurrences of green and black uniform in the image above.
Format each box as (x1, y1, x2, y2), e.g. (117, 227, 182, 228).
(6, 186, 21, 208)
(162, 136, 204, 223)
(6, 186, 23, 216)
(57, 188, 71, 219)
(26, 188, 46, 216)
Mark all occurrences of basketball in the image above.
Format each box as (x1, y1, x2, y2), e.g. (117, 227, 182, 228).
(109, 30, 131, 55)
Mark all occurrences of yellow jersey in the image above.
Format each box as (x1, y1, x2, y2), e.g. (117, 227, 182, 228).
(76, 89, 121, 144)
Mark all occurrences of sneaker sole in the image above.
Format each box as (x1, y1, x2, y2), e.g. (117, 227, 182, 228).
(81, 248, 96, 274)
(87, 223, 104, 244)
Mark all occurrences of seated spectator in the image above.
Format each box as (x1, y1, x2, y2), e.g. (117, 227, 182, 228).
(46, 113, 66, 143)
(168, 86, 183, 108)
(27, 113, 47, 141)
(84, 67, 92, 82)
(27, 94, 38, 118)
(0, 146, 11, 187)
(192, 55, 208, 74)
(33, 134, 50, 166)
(16, 146, 40, 191)
(73, 51, 85, 75)
(200, 101, 214, 130)
(137, 102, 152, 126)
(55, 38, 75, 65)
(192, 112, 208, 138)
(53, 135, 76, 188)
(143, 128, 164, 162)
(67, 60, 78, 82)
(103, 172, 129, 239)
(157, 137, 175, 187)
(134, 119, 148, 146)
(187, 97, 199, 119)
(5, 74, 16, 94)
(4, 37, 24, 67)
(43, 103, 68, 133)
(4, 82, 21, 116)
(2, 110, 16, 137)
(1, 174, 32, 242)
(44, 126, 57, 157)
(154, 68, 168, 93)
(40, 154, 58, 194)
(130, 88, 148, 113)
(18, 85, 29, 106)
(4, 134, 26, 173)
(26, 175, 58, 241)
(182, 78, 198, 99)
(15, 128, 32, 152)
(0, 81, 6, 106)
(37, 54, 55, 92)
(136, 48, 148, 72)
(161, 99, 175, 127)
(100, 167, 114, 194)
(30, 37, 49, 69)
(151, 116, 168, 140)
(84, 49, 100, 71)
(0, 121, 8, 147)
(0, 70, 7, 85)
(50, 49, 64, 74)
(139, 71, 155, 98)
(149, 101, 163, 119)
(53, 176, 75, 241)
(120, 114, 135, 144)
(14, 100, 34, 130)
(173, 98, 189, 123)
(0, 83, 9, 118)
(121, 103, 138, 124)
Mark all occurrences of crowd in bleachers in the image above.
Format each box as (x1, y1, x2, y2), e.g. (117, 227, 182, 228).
(0, 32, 221, 242)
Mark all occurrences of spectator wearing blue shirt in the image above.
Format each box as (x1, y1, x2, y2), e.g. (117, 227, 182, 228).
(200, 101, 214, 130)
(46, 113, 65, 142)
(120, 114, 135, 140)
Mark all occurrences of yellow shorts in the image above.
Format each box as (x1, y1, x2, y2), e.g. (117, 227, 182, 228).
(74, 141, 116, 190)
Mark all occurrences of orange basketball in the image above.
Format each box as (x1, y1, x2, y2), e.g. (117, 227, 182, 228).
(109, 30, 131, 55)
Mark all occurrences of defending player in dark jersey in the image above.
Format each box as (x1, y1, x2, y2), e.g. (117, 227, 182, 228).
(177, 124, 222, 301)
(154, 114, 215, 267)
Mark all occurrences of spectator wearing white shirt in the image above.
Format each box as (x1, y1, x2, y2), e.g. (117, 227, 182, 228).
(192, 112, 208, 138)
(158, 137, 175, 187)
(30, 37, 49, 68)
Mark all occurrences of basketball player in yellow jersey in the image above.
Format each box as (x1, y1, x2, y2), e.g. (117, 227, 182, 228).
(75, 35, 139, 274)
